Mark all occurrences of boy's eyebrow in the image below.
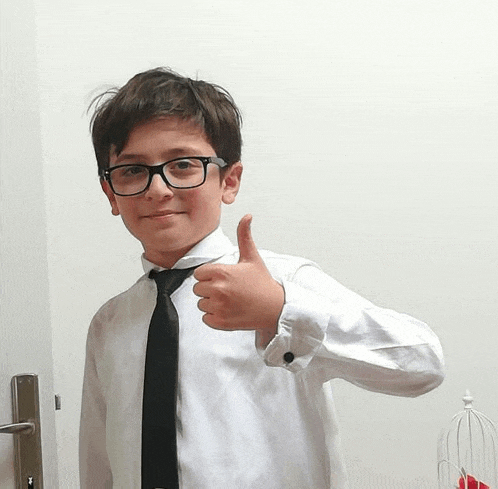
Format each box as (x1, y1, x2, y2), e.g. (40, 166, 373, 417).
(114, 147, 212, 164)
(113, 152, 146, 163)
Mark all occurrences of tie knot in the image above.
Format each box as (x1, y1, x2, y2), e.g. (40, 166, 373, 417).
(149, 267, 196, 296)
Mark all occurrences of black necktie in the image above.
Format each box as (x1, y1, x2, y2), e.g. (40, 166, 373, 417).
(142, 267, 196, 489)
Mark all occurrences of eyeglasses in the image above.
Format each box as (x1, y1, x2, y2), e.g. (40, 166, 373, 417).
(101, 156, 228, 196)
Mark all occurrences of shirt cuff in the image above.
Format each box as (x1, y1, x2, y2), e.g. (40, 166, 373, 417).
(257, 280, 328, 372)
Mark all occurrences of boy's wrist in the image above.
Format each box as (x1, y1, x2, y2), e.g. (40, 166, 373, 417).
(256, 323, 279, 350)
(256, 280, 283, 349)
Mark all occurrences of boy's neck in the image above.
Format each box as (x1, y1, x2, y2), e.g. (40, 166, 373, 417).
(143, 227, 219, 269)
(144, 245, 195, 270)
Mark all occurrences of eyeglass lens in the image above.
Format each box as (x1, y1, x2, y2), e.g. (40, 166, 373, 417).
(110, 158, 206, 195)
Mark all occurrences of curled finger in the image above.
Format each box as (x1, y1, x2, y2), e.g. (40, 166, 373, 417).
(197, 297, 212, 313)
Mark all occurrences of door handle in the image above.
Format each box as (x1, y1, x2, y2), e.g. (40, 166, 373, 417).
(0, 421, 35, 435)
(0, 374, 43, 488)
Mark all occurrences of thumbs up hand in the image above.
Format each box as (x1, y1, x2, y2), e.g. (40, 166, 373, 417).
(193, 215, 284, 345)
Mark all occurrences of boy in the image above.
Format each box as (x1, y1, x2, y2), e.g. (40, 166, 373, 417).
(80, 67, 444, 488)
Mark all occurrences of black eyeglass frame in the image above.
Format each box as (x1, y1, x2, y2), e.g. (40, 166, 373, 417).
(101, 156, 228, 196)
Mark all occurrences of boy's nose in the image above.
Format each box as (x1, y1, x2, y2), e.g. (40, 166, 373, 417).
(145, 173, 174, 199)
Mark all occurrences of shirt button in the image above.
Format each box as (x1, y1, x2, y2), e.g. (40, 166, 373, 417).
(283, 351, 294, 363)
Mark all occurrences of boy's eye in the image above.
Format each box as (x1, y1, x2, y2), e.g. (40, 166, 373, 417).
(167, 159, 203, 173)
(115, 165, 148, 178)
(126, 165, 147, 174)
(170, 159, 196, 170)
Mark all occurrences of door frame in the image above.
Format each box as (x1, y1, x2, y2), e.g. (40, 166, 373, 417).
(0, 1, 60, 487)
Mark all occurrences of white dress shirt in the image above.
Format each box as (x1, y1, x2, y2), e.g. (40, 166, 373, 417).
(79, 228, 444, 488)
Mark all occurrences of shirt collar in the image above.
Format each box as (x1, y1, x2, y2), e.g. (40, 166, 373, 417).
(141, 227, 234, 274)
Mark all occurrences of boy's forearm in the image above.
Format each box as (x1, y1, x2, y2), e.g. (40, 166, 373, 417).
(259, 264, 445, 397)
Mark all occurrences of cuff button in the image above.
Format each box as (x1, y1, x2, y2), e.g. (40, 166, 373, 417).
(283, 352, 294, 363)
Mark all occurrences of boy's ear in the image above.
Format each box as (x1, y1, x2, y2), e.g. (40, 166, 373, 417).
(221, 162, 243, 205)
(100, 179, 120, 216)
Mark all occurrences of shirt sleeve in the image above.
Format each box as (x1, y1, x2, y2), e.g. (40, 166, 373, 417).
(260, 262, 445, 397)
(79, 321, 113, 488)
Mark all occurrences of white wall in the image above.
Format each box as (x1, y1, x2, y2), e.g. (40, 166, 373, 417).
(34, 1, 498, 487)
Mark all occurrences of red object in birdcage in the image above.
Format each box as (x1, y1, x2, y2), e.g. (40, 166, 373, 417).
(458, 473, 490, 489)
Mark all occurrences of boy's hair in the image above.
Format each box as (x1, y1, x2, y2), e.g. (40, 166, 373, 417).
(90, 67, 242, 174)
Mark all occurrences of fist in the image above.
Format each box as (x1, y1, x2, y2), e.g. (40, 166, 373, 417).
(193, 215, 284, 345)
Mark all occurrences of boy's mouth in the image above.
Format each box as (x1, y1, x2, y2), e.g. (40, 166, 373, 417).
(143, 210, 183, 219)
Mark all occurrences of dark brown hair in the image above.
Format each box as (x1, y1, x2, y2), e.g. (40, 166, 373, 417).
(90, 67, 242, 174)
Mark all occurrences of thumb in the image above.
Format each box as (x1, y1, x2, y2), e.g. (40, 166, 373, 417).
(237, 214, 260, 263)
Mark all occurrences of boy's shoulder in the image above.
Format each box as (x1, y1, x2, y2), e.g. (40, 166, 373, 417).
(203, 240, 321, 281)
(257, 248, 322, 281)
(206, 237, 318, 274)
(88, 273, 151, 334)
(258, 248, 315, 266)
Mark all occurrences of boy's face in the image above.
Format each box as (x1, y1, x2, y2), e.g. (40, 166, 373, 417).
(101, 117, 242, 268)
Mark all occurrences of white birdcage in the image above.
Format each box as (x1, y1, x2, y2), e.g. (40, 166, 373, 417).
(438, 391, 498, 489)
